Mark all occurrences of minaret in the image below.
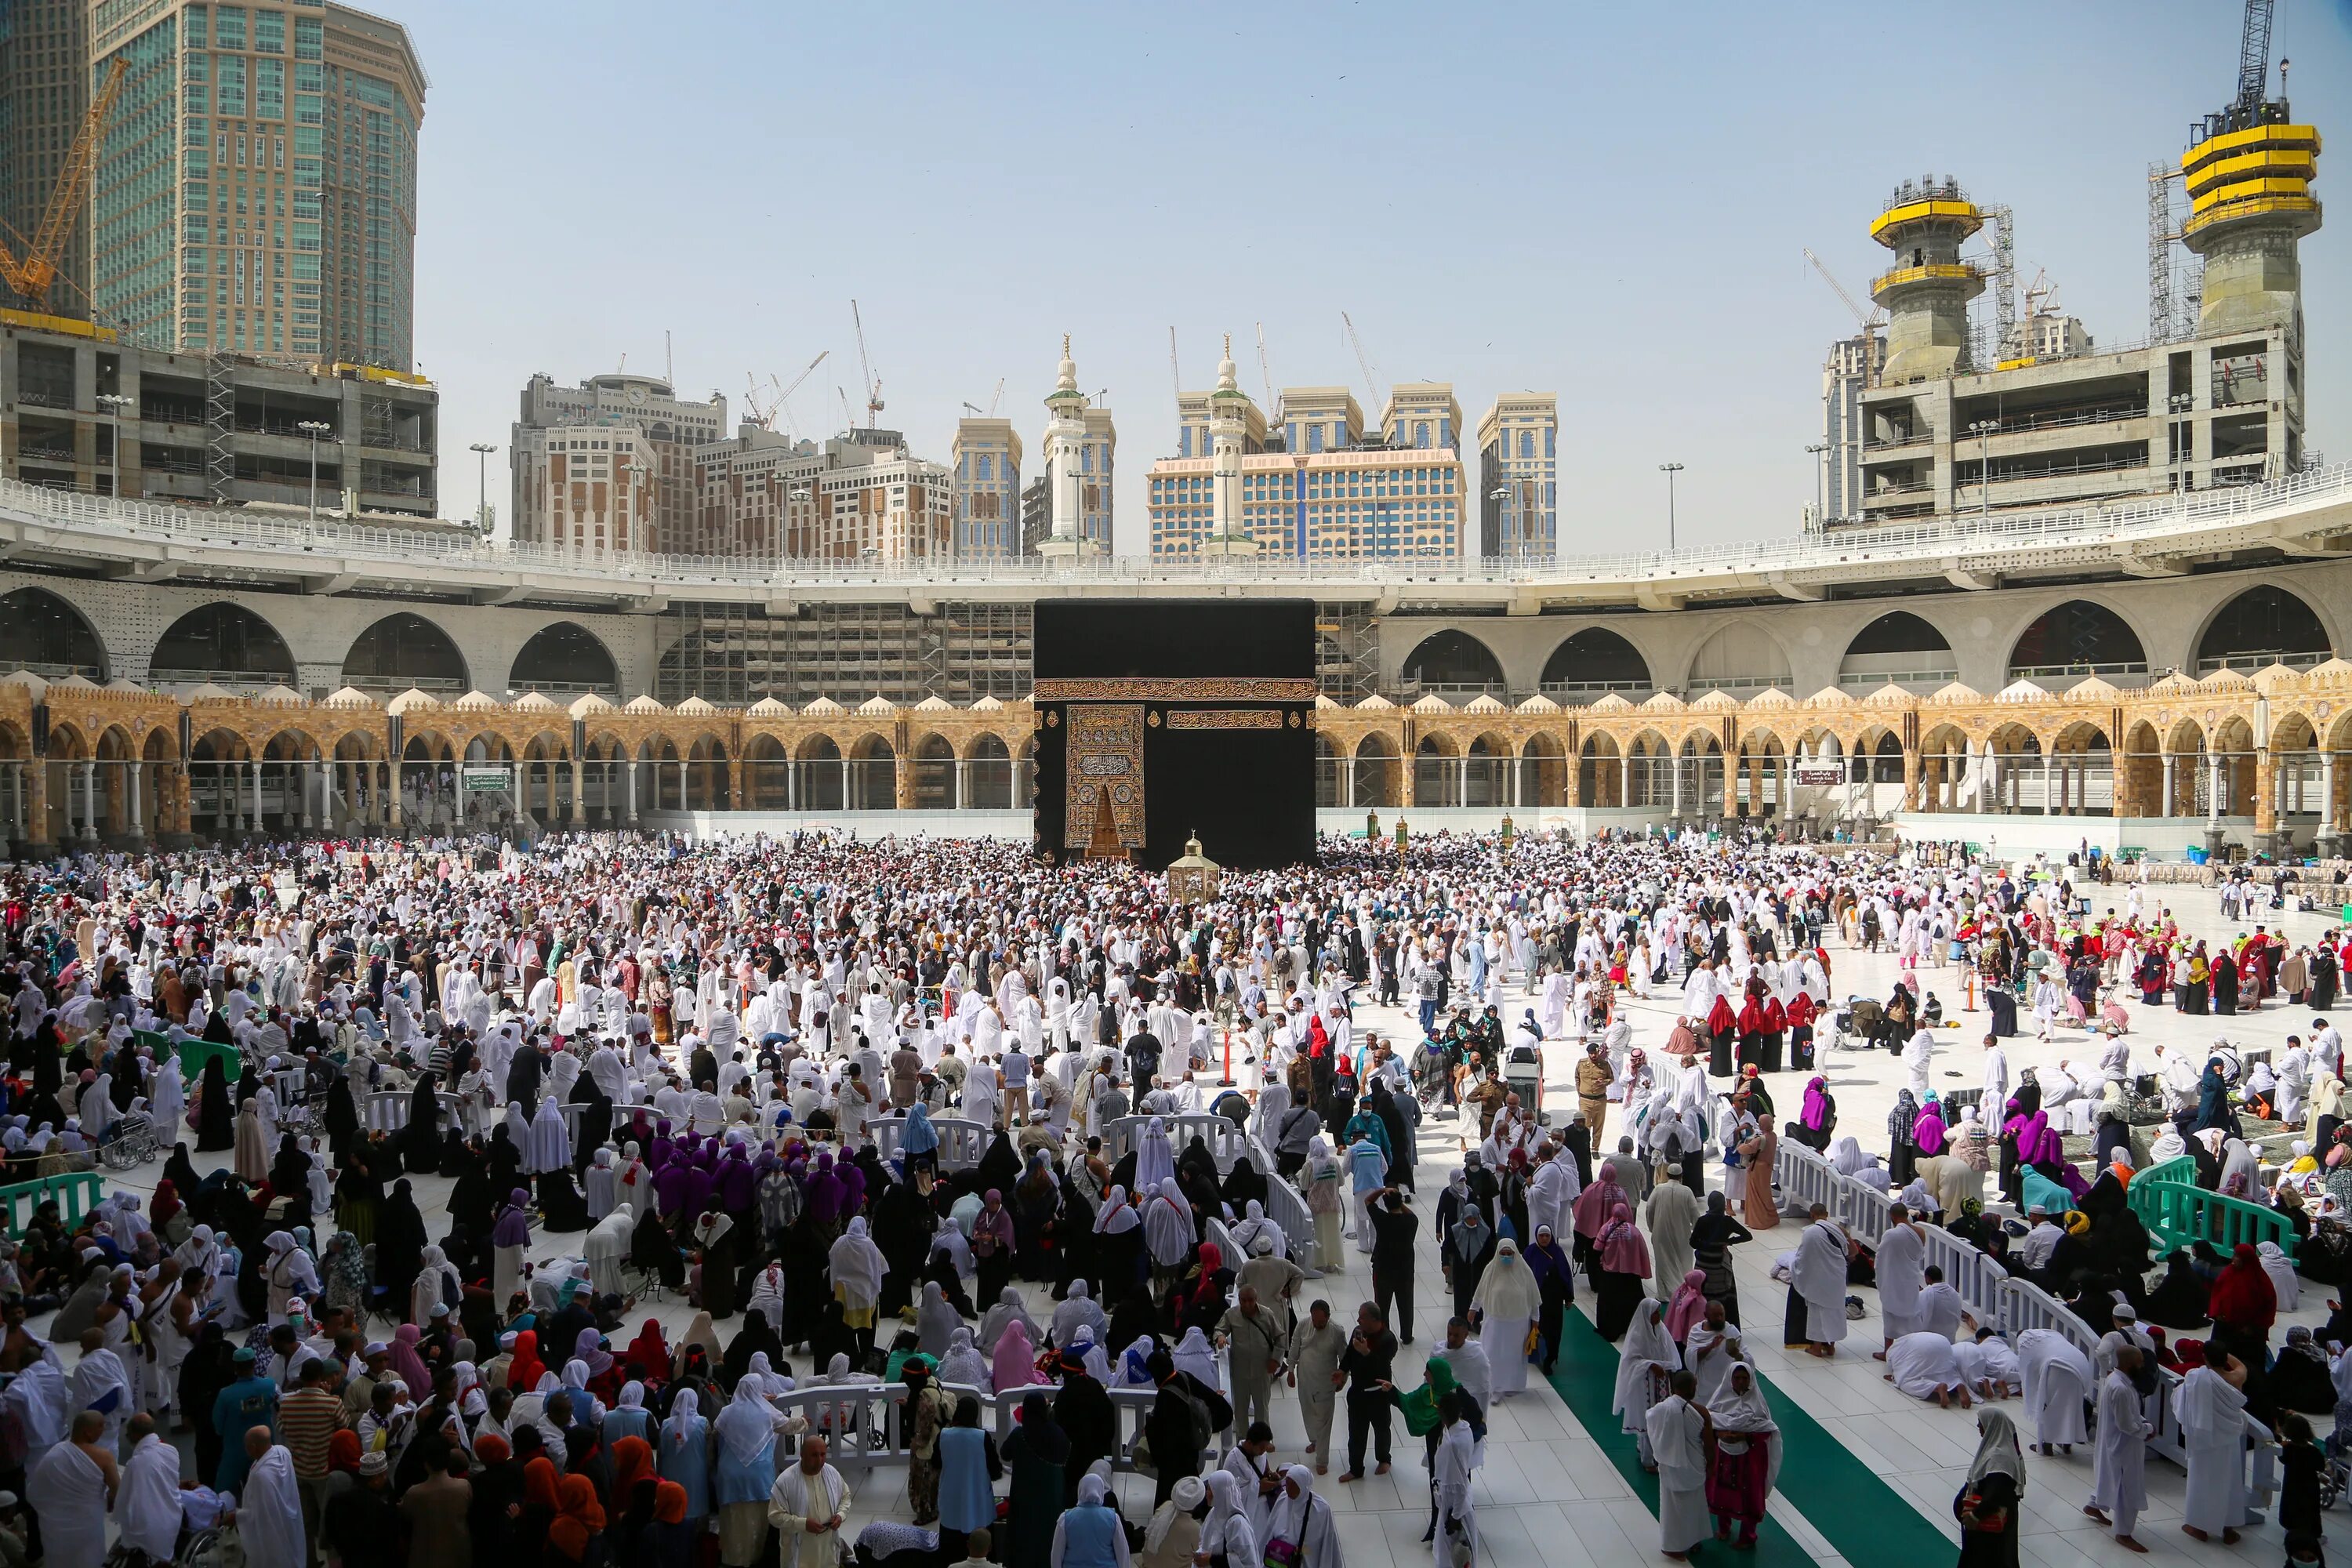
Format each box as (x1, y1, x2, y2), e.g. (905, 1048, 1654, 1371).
(1867, 176, 1985, 384)
(1198, 334, 1257, 557)
(1039, 335, 1097, 558)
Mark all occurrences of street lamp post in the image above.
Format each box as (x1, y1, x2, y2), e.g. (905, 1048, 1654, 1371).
(1657, 462, 1685, 551)
(296, 419, 333, 523)
(95, 393, 132, 499)
(468, 441, 496, 532)
(1969, 419, 1998, 520)
(1803, 441, 1828, 528)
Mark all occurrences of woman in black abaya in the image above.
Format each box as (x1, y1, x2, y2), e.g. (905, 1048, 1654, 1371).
(376, 1178, 429, 1324)
(194, 1054, 235, 1152)
(397, 1075, 442, 1175)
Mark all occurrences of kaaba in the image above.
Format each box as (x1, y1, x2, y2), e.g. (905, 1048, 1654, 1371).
(1033, 599, 1317, 871)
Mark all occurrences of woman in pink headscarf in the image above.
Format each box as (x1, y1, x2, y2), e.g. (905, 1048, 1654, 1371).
(990, 1318, 1042, 1393)
(1911, 1098, 1947, 1157)
(387, 1322, 432, 1398)
(1571, 1168, 1626, 1265)
(1662, 1269, 1708, 1345)
(1592, 1202, 1653, 1342)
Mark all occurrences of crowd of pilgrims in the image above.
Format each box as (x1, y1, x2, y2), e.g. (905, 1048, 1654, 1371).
(4, 826, 2352, 1567)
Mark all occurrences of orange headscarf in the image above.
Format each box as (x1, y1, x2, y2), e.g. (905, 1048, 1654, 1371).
(327, 1430, 362, 1475)
(522, 1456, 562, 1512)
(548, 1474, 608, 1562)
(652, 1480, 689, 1526)
(508, 1330, 547, 1396)
(610, 1436, 655, 1501)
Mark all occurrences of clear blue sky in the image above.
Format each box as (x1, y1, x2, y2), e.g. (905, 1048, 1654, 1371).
(404, 0, 2352, 555)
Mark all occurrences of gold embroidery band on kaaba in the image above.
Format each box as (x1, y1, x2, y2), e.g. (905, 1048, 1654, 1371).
(1164, 709, 1287, 731)
(1033, 677, 1319, 702)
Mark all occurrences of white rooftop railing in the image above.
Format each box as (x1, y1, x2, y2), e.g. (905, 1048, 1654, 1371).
(2, 462, 2348, 597)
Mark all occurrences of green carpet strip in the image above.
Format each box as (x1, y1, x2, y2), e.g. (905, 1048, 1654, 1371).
(1540, 1305, 1951, 1565)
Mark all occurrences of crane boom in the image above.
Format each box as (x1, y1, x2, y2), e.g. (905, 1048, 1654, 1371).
(777, 350, 827, 403)
(1167, 327, 1181, 404)
(1802, 246, 1883, 332)
(987, 377, 1005, 416)
(1256, 323, 1275, 411)
(2236, 0, 2276, 120)
(850, 299, 883, 429)
(0, 56, 126, 308)
(1341, 310, 1381, 412)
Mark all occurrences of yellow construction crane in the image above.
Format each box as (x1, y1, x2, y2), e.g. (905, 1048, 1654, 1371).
(0, 57, 127, 312)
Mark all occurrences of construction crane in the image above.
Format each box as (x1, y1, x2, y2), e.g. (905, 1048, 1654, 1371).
(1802, 246, 1886, 334)
(837, 386, 855, 434)
(849, 299, 884, 430)
(1255, 323, 1276, 412)
(1167, 327, 1181, 404)
(1340, 311, 1382, 413)
(986, 377, 1005, 416)
(0, 57, 125, 312)
(746, 372, 781, 430)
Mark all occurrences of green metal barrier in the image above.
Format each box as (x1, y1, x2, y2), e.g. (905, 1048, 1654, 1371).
(140, 1028, 240, 1083)
(2129, 1160, 2298, 1260)
(0, 1168, 105, 1237)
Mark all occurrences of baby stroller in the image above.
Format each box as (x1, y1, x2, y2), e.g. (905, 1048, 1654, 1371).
(98, 1109, 161, 1170)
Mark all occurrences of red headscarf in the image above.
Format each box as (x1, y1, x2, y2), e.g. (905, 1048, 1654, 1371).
(507, 1329, 547, 1396)
(2206, 1243, 2278, 1331)
(522, 1456, 562, 1512)
(652, 1480, 689, 1526)
(327, 1429, 362, 1475)
(621, 1319, 669, 1382)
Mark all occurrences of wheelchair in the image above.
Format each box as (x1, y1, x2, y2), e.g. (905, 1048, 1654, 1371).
(98, 1110, 161, 1170)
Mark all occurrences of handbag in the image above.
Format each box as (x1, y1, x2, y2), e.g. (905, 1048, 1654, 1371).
(1264, 1540, 1301, 1568)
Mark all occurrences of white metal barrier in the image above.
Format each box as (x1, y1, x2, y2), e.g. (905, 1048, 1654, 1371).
(365, 1089, 469, 1134)
(1105, 1114, 1256, 1174)
(1773, 1142, 1842, 1218)
(1917, 1222, 2004, 1319)
(1261, 1167, 1322, 1275)
(768, 1378, 1212, 1479)
(869, 1115, 995, 1171)
(1992, 1277, 2102, 1363)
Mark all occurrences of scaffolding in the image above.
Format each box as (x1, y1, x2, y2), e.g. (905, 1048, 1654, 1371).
(2148, 165, 2205, 345)
(204, 352, 236, 502)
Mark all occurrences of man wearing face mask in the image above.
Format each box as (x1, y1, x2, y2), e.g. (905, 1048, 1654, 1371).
(1367, 1188, 1420, 1344)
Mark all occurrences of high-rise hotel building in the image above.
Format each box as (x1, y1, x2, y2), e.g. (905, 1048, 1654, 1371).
(88, 1, 426, 368)
(1150, 377, 1465, 560)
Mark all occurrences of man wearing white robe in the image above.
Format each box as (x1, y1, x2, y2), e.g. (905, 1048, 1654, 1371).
(65, 1332, 131, 1453)
(1873, 1207, 1926, 1355)
(767, 1435, 852, 1568)
(2085, 1350, 2150, 1549)
(239, 1429, 308, 1568)
(1643, 1373, 1712, 1559)
(1914, 1268, 1965, 1342)
(116, 1417, 186, 1562)
(1788, 1207, 1852, 1354)
(1883, 1331, 1967, 1406)
(2178, 1356, 2253, 1542)
(1900, 1028, 1934, 1099)
(26, 1413, 114, 1568)
(2015, 1327, 2093, 1453)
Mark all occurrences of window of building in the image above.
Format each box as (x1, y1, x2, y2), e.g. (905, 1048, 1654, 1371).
(1416, 420, 1430, 448)
(1307, 424, 1324, 453)
(1545, 426, 1555, 459)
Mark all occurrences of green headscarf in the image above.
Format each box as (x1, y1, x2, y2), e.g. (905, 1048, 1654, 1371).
(1397, 1356, 1461, 1437)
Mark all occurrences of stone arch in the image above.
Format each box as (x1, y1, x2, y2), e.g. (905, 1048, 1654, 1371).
(913, 732, 956, 810)
(2121, 718, 2163, 818)
(797, 733, 844, 811)
(342, 612, 469, 691)
(151, 601, 299, 686)
(2192, 583, 2335, 673)
(686, 735, 731, 810)
(1352, 733, 1399, 809)
(742, 732, 789, 809)
(188, 724, 256, 838)
(1413, 732, 1460, 807)
(847, 731, 895, 811)
(1519, 731, 1568, 809)
(967, 732, 1015, 809)
(0, 586, 107, 680)
(1541, 627, 1651, 697)
(2006, 600, 2147, 681)
(1839, 610, 1957, 688)
(2270, 709, 2324, 824)
(1400, 630, 1504, 697)
(1465, 730, 1513, 808)
(509, 621, 620, 695)
(1684, 621, 1792, 694)
(1315, 732, 1344, 808)
(1918, 722, 1973, 812)
(2045, 718, 2115, 817)
(1626, 728, 1674, 807)
(1578, 731, 1623, 808)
